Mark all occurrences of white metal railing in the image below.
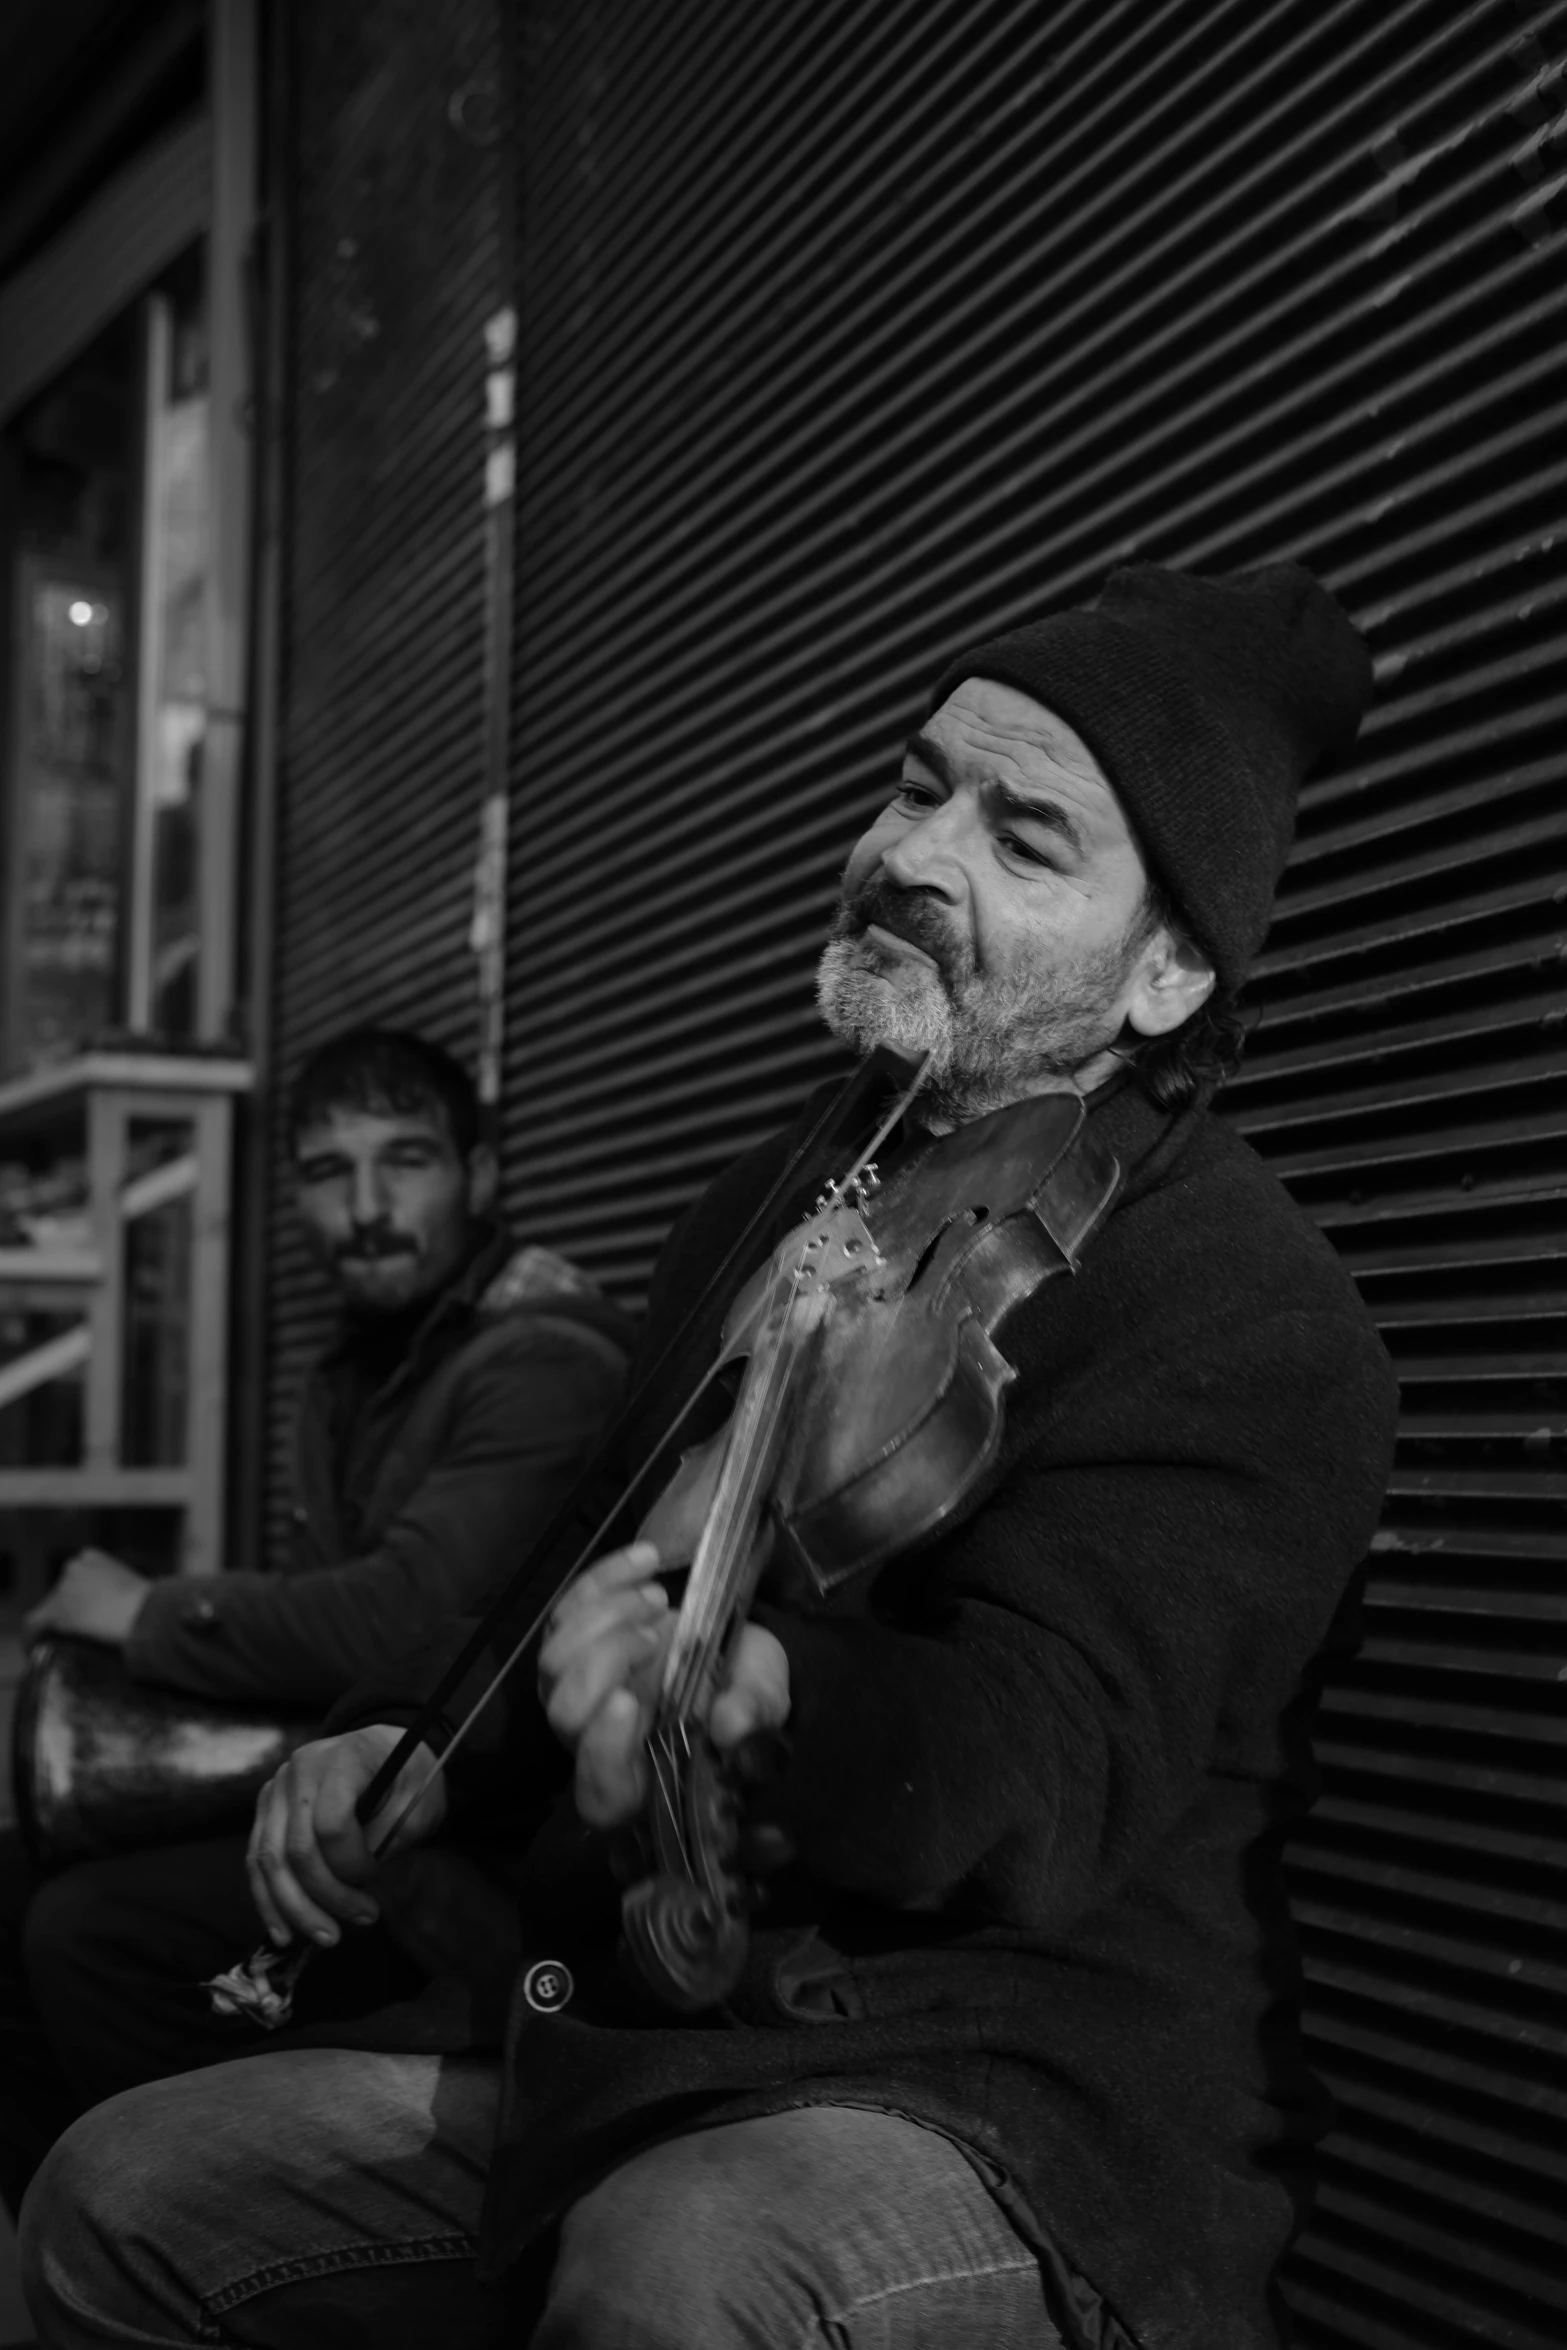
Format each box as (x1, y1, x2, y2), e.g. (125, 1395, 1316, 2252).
(0, 1051, 250, 1590)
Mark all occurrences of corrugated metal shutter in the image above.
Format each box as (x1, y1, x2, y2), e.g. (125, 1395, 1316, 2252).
(1231, 245, 1567, 2350)
(260, 0, 506, 1554)
(504, 2, 1566, 2343)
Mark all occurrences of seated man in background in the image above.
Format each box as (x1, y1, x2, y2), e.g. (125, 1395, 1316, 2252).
(0, 1024, 632, 2207)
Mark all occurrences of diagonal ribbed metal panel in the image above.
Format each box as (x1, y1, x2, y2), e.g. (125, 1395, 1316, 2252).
(503, 3, 1566, 2343)
(259, 0, 505, 1558)
(1230, 328, 1567, 2339)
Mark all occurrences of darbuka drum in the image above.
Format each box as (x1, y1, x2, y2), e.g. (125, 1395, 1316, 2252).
(13, 1636, 316, 1871)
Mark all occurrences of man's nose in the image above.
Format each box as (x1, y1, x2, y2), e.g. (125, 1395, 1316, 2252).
(879, 794, 969, 900)
(349, 1162, 389, 1226)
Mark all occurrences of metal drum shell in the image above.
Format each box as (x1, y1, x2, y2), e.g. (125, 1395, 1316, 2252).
(12, 1636, 317, 1871)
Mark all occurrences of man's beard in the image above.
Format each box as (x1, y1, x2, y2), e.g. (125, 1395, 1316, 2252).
(328, 1226, 427, 1320)
(815, 871, 1142, 1125)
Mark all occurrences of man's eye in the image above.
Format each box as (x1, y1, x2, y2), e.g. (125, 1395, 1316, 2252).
(894, 779, 941, 809)
(998, 833, 1055, 868)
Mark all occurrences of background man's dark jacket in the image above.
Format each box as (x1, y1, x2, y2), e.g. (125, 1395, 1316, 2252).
(354, 1080, 1396, 2350)
(0, 1229, 636, 2151)
(125, 1227, 635, 1705)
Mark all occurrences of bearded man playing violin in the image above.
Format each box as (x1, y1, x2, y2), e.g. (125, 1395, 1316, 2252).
(21, 565, 1397, 2350)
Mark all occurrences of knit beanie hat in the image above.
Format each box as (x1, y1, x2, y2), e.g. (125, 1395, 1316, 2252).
(927, 563, 1373, 992)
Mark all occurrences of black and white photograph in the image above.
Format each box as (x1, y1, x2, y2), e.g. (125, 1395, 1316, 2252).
(0, 3, 1559, 2344)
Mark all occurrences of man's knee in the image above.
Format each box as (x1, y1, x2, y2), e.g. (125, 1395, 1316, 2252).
(541, 2122, 816, 2346)
(539, 2107, 1054, 2350)
(22, 2062, 282, 2343)
(21, 2095, 113, 2266)
(19, 2083, 178, 2336)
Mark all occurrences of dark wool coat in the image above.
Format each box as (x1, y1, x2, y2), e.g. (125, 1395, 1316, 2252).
(362, 1081, 1397, 2350)
(125, 1227, 634, 1706)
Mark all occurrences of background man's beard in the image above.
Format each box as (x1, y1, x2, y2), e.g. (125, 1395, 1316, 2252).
(816, 880, 1139, 1123)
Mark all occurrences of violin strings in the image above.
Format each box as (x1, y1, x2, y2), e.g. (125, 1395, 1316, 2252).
(666, 1311, 791, 1709)
(663, 1259, 814, 1722)
(647, 1727, 695, 1876)
(661, 1289, 788, 1716)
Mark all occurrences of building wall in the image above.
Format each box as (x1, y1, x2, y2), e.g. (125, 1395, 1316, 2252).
(259, 0, 506, 1546)
(496, 5, 1567, 2346)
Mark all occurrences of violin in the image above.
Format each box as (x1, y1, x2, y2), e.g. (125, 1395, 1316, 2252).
(209, 1053, 1119, 2027)
(614, 1072, 1120, 2009)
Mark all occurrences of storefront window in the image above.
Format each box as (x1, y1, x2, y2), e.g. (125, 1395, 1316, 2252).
(3, 312, 136, 1070)
(0, 248, 209, 1074)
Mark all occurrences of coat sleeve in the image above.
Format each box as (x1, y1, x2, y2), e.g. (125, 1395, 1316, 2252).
(751, 1296, 1396, 1931)
(124, 1322, 628, 1705)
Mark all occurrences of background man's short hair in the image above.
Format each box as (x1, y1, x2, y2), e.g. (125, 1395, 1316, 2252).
(288, 1027, 481, 1158)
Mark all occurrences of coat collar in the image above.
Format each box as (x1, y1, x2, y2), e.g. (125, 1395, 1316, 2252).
(1082, 1075, 1207, 1210)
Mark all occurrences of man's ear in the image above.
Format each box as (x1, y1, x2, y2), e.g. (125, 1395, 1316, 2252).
(1124, 926, 1216, 1041)
(465, 1142, 500, 1215)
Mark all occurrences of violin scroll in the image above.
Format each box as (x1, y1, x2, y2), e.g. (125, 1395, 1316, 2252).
(622, 1732, 749, 2011)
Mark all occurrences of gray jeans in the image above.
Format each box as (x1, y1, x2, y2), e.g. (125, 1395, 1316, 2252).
(19, 2048, 1063, 2348)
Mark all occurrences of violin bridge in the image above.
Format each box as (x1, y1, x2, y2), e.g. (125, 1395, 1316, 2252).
(793, 1188, 883, 1289)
